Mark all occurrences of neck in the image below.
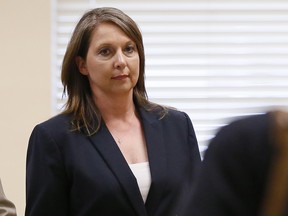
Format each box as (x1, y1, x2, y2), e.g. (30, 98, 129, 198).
(94, 92, 136, 122)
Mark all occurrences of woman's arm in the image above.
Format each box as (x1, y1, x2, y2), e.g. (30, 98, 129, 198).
(25, 125, 69, 216)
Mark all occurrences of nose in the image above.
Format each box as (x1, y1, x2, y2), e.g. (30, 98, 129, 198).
(113, 50, 126, 69)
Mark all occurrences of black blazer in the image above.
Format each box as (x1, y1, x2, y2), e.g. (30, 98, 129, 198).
(25, 107, 201, 216)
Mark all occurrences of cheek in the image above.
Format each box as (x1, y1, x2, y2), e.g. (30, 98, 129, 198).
(132, 64, 140, 84)
(131, 61, 140, 80)
(131, 57, 140, 73)
(86, 60, 105, 77)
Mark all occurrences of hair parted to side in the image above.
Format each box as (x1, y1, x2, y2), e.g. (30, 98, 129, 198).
(61, 7, 167, 135)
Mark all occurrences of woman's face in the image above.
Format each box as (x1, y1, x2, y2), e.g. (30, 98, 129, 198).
(76, 22, 140, 99)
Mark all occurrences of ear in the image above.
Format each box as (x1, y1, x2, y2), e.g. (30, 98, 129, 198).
(75, 56, 88, 75)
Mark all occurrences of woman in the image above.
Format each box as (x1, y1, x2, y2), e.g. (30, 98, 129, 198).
(25, 7, 200, 216)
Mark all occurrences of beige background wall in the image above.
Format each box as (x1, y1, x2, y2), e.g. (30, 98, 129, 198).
(0, 0, 51, 215)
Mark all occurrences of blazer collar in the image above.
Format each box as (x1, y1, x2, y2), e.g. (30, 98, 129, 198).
(88, 107, 167, 216)
(140, 108, 168, 215)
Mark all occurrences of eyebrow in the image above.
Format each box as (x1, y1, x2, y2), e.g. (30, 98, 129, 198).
(95, 40, 136, 49)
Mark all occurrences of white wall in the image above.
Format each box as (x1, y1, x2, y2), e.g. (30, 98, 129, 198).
(0, 0, 51, 215)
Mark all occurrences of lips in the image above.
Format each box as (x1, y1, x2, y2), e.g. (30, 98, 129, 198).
(112, 74, 129, 80)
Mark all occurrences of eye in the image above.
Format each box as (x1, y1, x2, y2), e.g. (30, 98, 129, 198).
(124, 44, 136, 55)
(98, 48, 111, 56)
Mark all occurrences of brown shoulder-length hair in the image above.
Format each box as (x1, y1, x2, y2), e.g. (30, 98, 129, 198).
(61, 7, 167, 135)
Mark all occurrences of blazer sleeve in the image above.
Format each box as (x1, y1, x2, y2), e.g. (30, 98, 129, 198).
(0, 179, 17, 216)
(25, 124, 69, 216)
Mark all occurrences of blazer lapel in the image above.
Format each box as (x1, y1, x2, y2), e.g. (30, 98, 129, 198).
(139, 109, 168, 215)
(88, 124, 147, 216)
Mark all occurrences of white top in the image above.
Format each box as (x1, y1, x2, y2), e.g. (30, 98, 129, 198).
(129, 162, 151, 202)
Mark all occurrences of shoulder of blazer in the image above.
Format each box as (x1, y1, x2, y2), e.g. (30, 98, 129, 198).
(35, 108, 190, 139)
(32, 114, 72, 139)
(139, 106, 189, 124)
(40, 113, 71, 128)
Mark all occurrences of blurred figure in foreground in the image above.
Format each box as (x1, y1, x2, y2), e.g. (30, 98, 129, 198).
(189, 110, 288, 216)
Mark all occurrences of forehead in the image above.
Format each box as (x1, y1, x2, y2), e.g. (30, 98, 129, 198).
(91, 22, 132, 43)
